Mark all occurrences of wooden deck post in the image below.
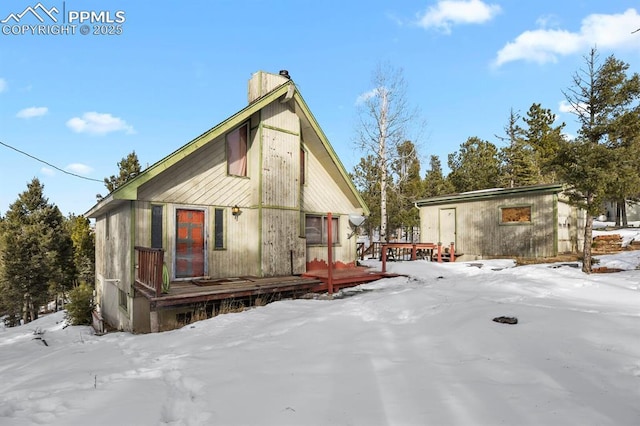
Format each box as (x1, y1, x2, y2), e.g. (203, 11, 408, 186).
(437, 243, 442, 263)
(381, 244, 387, 273)
(449, 242, 455, 262)
(411, 244, 417, 261)
(327, 212, 333, 295)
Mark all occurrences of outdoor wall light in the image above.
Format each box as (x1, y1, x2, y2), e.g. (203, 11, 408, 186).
(231, 205, 241, 218)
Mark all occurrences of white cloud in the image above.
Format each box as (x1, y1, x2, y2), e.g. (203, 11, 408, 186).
(16, 106, 48, 119)
(355, 88, 379, 105)
(558, 99, 588, 115)
(66, 112, 135, 135)
(416, 0, 501, 33)
(40, 167, 55, 176)
(494, 8, 640, 67)
(65, 163, 93, 175)
(0, 78, 6, 93)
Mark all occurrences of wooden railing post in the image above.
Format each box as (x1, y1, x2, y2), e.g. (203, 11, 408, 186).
(381, 244, 388, 273)
(449, 242, 455, 262)
(437, 243, 442, 263)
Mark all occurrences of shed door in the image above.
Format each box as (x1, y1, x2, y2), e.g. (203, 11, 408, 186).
(175, 209, 205, 278)
(439, 208, 456, 246)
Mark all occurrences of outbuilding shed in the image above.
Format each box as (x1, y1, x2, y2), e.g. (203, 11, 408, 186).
(416, 184, 585, 261)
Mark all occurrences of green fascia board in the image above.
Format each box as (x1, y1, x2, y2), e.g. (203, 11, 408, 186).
(292, 91, 370, 216)
(416, 184, 565, 207)
(85, 83, 292, 217)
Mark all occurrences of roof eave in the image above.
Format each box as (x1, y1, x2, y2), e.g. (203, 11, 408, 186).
(416, 184, 565, 207)
(292, 91, 370, 216)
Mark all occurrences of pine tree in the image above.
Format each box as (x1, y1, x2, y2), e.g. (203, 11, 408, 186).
(423, 155, 454, 197)
(389, 141, 423, 240)
(350, 155, 382, 241)
(67, 214, 95, 286)
(498, 108, 538, 187)
(447, 137, 501, 192)
(559, 48, 640, 272)
(521, 103, 565, 183)
(102, 150, 141, 195)
(0, 179, 73, 323)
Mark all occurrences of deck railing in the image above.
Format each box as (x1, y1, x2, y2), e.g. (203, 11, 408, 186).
(381, 242, 456, 273)
(135, 246, 165, 298)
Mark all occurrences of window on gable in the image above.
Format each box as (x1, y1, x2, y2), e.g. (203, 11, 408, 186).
(305, 214, 339, 245)
(227, 123, 248, 176)
(501, 206, 532, 223)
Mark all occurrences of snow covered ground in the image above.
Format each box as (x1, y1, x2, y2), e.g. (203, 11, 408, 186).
(2, 241, 640, 425)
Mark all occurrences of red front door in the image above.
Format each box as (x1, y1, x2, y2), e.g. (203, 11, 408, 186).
(175, 209, 205, 278)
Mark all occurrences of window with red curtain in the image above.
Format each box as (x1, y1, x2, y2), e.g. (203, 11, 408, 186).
(227, 123, 248, 176)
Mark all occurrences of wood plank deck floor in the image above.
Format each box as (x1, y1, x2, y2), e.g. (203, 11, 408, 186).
(144, 276, 323, 308)
(135, 268, 400, 308)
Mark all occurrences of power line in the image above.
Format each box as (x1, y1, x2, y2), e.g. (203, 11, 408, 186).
(0, 140, 103, 183)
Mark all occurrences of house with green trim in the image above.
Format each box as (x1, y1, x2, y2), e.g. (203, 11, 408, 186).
(416, 184, 585, 261)
(85, 70, 369, 332)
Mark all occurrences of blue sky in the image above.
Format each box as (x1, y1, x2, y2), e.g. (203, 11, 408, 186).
(1, 0, 640, 216)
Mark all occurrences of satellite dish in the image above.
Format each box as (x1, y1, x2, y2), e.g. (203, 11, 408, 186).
(349, 214, 366, 227)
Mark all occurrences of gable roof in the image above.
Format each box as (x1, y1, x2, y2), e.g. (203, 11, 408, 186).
(415, 184, 565, 207)
(86, 78, 368, 217)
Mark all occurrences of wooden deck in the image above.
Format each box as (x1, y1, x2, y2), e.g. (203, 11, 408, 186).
(137, 275, 323, 308)
(133, 267, 399, 308)
(303, 267, 400, 289)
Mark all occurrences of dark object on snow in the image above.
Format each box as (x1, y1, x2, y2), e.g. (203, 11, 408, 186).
(493, 316, 518, 325)
(33, 336, 49, 346)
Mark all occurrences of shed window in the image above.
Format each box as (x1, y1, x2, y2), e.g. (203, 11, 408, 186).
(227, 123, 248, 176)
(305, 214, 339, 245)
(501, 206, 531, 223)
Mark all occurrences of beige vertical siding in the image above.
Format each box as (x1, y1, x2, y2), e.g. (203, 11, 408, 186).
(262, 209, 305, 276)
(138, 113, 261, 209)
(95, 202, 132, 331)
(135, 201, 261, 280)
(420, 193, 562, 259)
(261, 127, 299, 208)
(557, 199, 585, 253)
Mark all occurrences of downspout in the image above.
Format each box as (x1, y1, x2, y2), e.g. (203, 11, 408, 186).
(327, 212, 333, 295)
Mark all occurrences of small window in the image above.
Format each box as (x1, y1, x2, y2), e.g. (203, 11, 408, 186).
(305, 214, 339, 245)
(214, 208, 224, 249)
(227, 123, 248, 176)
(118, 288, 128, 312)
(151, 205, 163, 249)
(501, 206, 532, 223)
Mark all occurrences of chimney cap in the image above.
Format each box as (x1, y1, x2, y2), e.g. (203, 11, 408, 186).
(279, 70, 291, 79)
